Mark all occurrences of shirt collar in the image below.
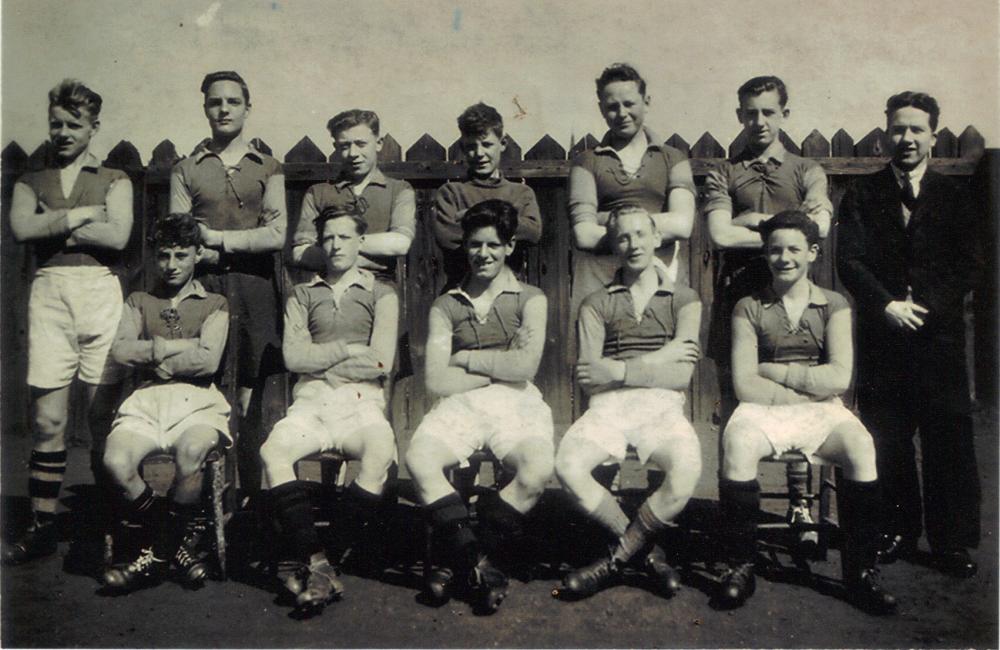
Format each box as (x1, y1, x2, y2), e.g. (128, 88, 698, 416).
(73, 151, 100, 172)
(308, 266, 375, 293)
(154, 279, 209, 302)
(760, 281, 829, 309)
(192, 139, 265, 165)
(594, 127, 665, 154)
(740, 139, 787, 168)
(890, 157, 928, 188)
(448, 266, 523, 301)
(466, 170, 506, 187)
(605, 261, 675, 295)
(336, 167, 387, 189)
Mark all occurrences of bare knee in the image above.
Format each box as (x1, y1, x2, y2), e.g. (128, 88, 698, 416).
(33, 407, 67, 442)
(103, 445, 139, 484)
(722, 424, 765, 480)
(175, 436, 215, 477)
(359, 426, 396, 476)
(404, 441, 443, 484)
(514, 448, 554, 497)
(839, 424, 877, 476)
(555, 447, 593, 491)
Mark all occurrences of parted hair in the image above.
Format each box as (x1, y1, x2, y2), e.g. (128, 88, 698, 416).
(48, 79, 103, 121)
(316, 204, 369, 236)
(200, 71, 251, 104)
(151, 213, 202, 248)
(738, 76, 788, 107)
(885, 91, 940, 130)
(327, 109, 380, 137)
(462, 199, 518, 243)
(458, 103, 504, 139)
(759, 209, 820, 247)
(606, 204, 656, 238)
(595, 63, 646, 97)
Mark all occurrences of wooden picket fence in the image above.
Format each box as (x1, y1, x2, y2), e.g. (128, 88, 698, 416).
(1, 126, 995, 449)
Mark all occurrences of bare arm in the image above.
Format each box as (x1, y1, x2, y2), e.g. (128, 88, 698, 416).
(9, 182, 104, 242)
(425, 305, 491, 398)
(650, 161, 696, 243)
(455, 293, 547, 382)
(731, 312, 812, 405)
(66, 177, 133, 250)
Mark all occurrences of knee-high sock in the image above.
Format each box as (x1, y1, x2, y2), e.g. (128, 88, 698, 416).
(476, 491, 526, 562)
(271, 481, 323, 564)
(151, 500, 200, 561)
(343, 482, 385, 558)
(589, 491, 629, 538)
(611, 500, 668, 564)
(29, 450, 67, 524)
(426, 492, 478, 573)
(719, 479, 760, 564)
(838, 478, 882, 579)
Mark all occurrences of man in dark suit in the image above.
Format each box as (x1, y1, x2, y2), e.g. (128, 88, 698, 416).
(837, 91, 983, 577)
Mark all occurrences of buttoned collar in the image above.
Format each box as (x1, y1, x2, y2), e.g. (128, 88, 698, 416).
(448, 266, 523, 303)
(759, 281, 828, 309)
(605, 262, 675, 295)
(594, 127, 665, 155)
(192, 139, 265, 165)
(154, 279, 209, 302)
(740, 139, 787, 168)
(335, 167, 388, 189)
(308, 266, 375, 293)
(890, 157, 928, 190)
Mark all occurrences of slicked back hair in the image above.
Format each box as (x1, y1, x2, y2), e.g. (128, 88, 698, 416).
(885, 91, 940, 131)
(327, 109, 381, 137)
(200, 71, 251, 104)
(737, 75, 788, 108)
(48, 79, 103, 122)
(595, 63, 646, 97)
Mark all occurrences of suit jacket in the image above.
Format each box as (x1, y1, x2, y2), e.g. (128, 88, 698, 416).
(836, 164, 983, 410)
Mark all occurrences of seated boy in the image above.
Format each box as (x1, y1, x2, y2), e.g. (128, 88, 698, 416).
(260, 205, 399, 613)
(102, 213, 231, 591)
(432, 102, 542, 287)
(717, 210, 895, 615)
(555, 205, 702, 599)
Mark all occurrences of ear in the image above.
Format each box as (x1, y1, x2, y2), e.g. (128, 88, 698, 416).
(195, 244, 205, 262)
(643, 93, 652, 108)
(499, 135, 508, 152)
(91, 118, 101, 133)
(930, 130, 938, 149)
(735, 107, 744, 124)
(375, 135, 384, 153)
(506, 239, 516, 257)
(807, 243, 819, 262)
(781, 107, 790, 119)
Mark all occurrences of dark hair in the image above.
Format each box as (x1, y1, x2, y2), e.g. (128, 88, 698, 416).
(457, 103, 504, 139)
(327, 109, 380, 137)
(595, 63, 646, 97)
(151, 213, 202, 248)
(200, 71, 250, 104)
(606, 204, 656, 238)
(737, 76, 788, 108)
(462, 199, 518, 243)
(48, 79, 102, 121)
(759, 210, 820, 247)
(885, 91, 940, 130)
(315, 204, 369, 237)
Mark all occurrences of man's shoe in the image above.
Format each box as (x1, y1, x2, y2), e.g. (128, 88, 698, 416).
(2, 521, 57, 565)
(173, 545, 209, 585)
(788, 502, 819, 552)
(877, 533, 917, 564)
(283, 563, 309, 597)
(845, 567, 897, 615)
(295, 559, 344, 608)
(558, 554, 621, 598)
(426, 566, 454, 604)
(469, 556, 509, 613)
(933, 549, 977, 578)
(643, 545, 681, 596)
(103, 547, 168, 591)
(717, 562, 756, 607)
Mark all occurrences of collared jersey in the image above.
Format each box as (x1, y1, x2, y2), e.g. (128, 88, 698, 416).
(285, 268, 394, 349)
(17, 155, 129, 268)
(434, 269, 543, 353)
(734, 283, 848, 366)
(580, 267, 699, 362)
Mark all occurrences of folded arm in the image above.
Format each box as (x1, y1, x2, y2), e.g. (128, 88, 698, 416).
(757, 308, 853, 398)
(731, 313, 812, 405)
(425, 305, 490, 398)
(282, 294, 354, 373)
(66, 177, 133, 250)
(157, 309, 229, 378)
(454, 293, 547, 382)
(325, 291, 400, 383)
(9, 182, 103, 243)
(621, 300, 702, 390)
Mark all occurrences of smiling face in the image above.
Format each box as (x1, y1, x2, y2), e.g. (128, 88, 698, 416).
(49, 105, 98, 163)
(765, 227, 817, 285)
(464, 225, 514, 281)
(598, 80, 649, 142)
(321, 215, 364, 273)
(611, 210, 658, 274)
(461, 131, 505, 179)
(737, 89, 788, 154)
(887, 106, 936, 171)
(203, 80, 250, 139)
(333, 124, 383, 181)
(156, 245, 200, 289)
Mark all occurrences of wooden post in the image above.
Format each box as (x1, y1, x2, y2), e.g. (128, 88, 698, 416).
(406, 134, 446, 162)
(933, 127, 958, 158)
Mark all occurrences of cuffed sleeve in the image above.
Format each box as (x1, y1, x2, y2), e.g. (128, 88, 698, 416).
(158, 307, 229, 377)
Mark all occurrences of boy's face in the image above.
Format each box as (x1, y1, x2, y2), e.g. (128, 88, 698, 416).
(461, 132, 506, 179)
(737, 90, 788, 153)
(49, 105, 98, 163)
(333, 124, 383, 181)
(611, 211, 658, 274)
(156, 245, 200, 288)
(464, 226, 514, 282)
(765, 228, 817, 285)
(598, 80, 649, 141)
(321, 216, 363, 273)
(887, 106, 936, 171)
(203, 80, 250, 139)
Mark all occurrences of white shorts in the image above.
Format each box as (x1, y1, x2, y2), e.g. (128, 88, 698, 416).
(110, 382, 232, 451)
(561, 388, 694, 465)
(270, 379, 389, 456)
(725, 397, 864, 463)
(412, 382, 554, 467)
(27, 267, 124, 388)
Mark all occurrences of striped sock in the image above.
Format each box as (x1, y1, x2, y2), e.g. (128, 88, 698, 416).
(589, 492, 629, 538)
(612, 501, 668, 564)
(29, 450, 67, 524)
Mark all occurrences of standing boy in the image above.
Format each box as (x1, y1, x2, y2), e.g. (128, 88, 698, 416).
(4, 80, 133, 565)
(837, 92, 982, 576)
(432, 102, 542, 288)
(260, 205, 399, 613)
(170, 71, 286, 499)
(703, 76, 832, 547)
(101, 213, 230, 591)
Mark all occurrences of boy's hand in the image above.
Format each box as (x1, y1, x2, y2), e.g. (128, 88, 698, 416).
(884, 300, 928, 330)
(151, 336, 169, 364)
(510, 324, 536, 351)
(757, 362, 787, 383)
(660, 338, 701, 364)
(450, 350, 471, 368)
(576, 359, 625, 389)
(258, 207, 282, 226)
(198, 248, 221, 266)
(732, 211, 767, 230)
(196, 221, 223, 248)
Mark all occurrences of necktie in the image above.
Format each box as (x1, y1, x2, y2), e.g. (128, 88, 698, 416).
(901, 176, 918, 213)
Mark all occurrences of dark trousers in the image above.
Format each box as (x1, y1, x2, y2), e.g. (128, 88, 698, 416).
(858, 388, 980, 552)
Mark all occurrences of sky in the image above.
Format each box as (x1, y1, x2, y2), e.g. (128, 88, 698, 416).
(2, 0, 998, 162)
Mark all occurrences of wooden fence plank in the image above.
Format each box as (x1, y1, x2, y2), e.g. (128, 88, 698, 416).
(525, 135, 566, 160)
(854, 128, 887, 157)
(149, 139, 180, 171)
(284, 136, 326, 163)
(250, 138, 273, 156)
(568, 134, 599, 159)
(406, 134, 446, 162)
(691, 132, 725, 159)
(666, 134, 690, 157)
(959, 126, 985, 159)
(802, 130, 831, 157)
(502, 135, 523, 164)
(2, 142, 28, 169)
(831, 129, 855, 158)
(933, 127, 958, 158)
(379, 134, 402, 163)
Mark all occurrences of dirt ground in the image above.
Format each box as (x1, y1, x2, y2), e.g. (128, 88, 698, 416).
(1, 409, 997, 649)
